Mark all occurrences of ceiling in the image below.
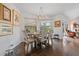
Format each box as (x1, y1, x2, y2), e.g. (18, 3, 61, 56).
(13, 3, 79, 19)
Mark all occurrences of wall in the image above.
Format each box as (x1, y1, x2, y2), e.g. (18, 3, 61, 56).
(52, 15, 68, 39)
(64, 8, 79, 31)
(64, 8, 79, 19)
(63, 8, 79, 25)
(0, 4, 23, 56)
(52, 7, 79, 39)
(36, 15, 68, 39)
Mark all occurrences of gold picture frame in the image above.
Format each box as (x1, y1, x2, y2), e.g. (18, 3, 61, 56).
(0, 3, 11, 22)
(54, 20, 61, 27)
(12, 9, 20, 26)
(0, 3, 3, 20)
(0, 4, 13, 36)
(3, 4, 11, 22)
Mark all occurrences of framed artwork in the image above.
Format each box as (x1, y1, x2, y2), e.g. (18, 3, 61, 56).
(0, 3, 3, 20)
(0, 4, 12, 36)
(12, 10, 20, 26)
(3, 5, 11, 21)
(25, 26, 37, 33)
(54, 20, 61, 27)
(0, 23, 13, 36)
(0, 3, 11, 23)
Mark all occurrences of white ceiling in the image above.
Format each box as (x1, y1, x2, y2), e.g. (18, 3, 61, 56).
(13, 3, 79, 19)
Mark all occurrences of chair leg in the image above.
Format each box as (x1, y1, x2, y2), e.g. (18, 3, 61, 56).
(51, 39, 53, 48)
(30, 42, 34, 56)
(31, 43, 33, 52)
(34, 41, 37, 48)
(27, 44, 32, 55)
(47, 39, 49, 46)
(25, 44, 29, 55)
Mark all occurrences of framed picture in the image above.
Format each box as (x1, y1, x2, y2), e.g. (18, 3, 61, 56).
(25, 26, 37, 33)
(0, 23, 13, 36)
(12, 10, 20, 26)
(0, 3, 3, 20)
(54, 20, 61, 27)
(3, 5, 11, 21)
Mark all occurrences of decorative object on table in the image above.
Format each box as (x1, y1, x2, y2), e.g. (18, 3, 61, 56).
(54, 20, 61, 27)
(12, 9, 20, 26)
(0, 23, 13, 36)
(0, 3, 11, 22)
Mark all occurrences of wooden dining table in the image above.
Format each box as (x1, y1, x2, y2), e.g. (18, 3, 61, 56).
(26, 32, 52, 50)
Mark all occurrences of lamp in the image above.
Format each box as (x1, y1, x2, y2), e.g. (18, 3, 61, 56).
(37, 7, 49, 20)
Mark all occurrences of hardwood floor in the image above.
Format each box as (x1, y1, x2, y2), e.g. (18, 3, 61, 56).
(30, 40, 63, 56)
(30, 46, 63, 56)
(13, 42, 26, 56)
(16, 41, 63, 56)
(16, 37, 79, 56)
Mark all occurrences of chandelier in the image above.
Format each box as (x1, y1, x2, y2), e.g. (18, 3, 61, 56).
(37, 7, 49, 20)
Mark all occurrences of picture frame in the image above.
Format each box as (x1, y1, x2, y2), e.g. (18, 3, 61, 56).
(25, 26, 37, 33)
(0, 23, 13, 36)
(0, 4, 13, 36)
(12, 9, 20, 26)
(0, 3, 3, 20)
(3, 5, 11, 22)
(54, 20, 61, 27)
